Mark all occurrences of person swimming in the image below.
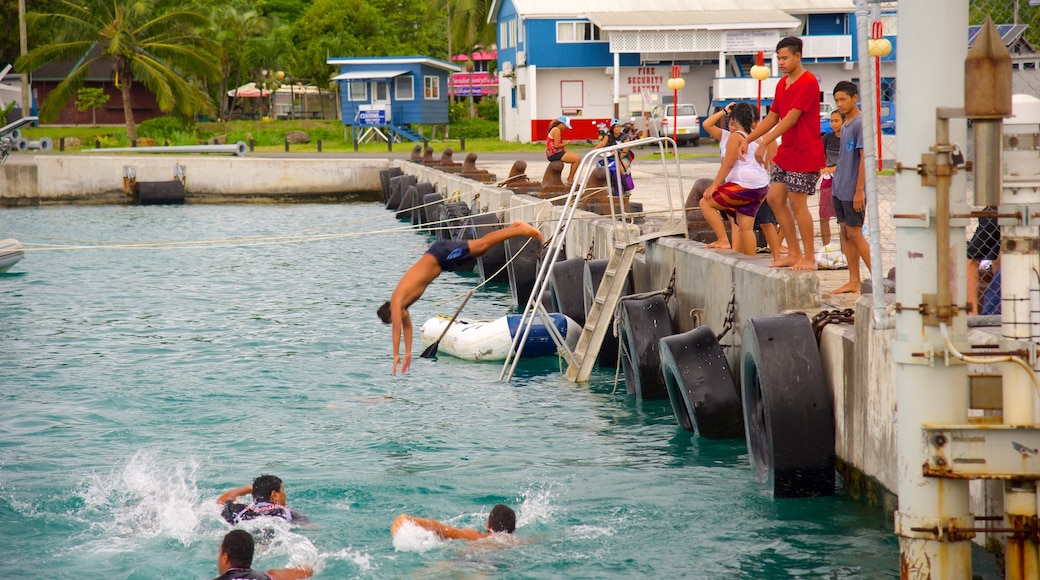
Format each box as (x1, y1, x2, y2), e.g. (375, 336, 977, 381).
(218, 475, 300, 526)
(391, 504, 517, 541)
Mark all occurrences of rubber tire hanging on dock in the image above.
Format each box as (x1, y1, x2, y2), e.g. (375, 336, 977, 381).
(134, 181, 185, 205)
(467, 213, 509, 283)
(379, 167, 402, 202)
(412, 184, 436, 227)
(617, 294, 675, 400)
(583, 259, 632, 370)
(386, 174, 415, 210)
(659, 326, 743, 438)
(437, 202, 472, 242)
(397, 185, 419, 220)
(505, 236, 540, 309)
(740, 313, 835, 498)
(550, 257, 588, 327)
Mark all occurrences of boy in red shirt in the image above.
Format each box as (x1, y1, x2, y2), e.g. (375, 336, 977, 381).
(740, 36, 825, 270)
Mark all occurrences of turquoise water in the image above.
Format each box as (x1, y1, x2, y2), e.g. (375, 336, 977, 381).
(0, 203, 897, 578)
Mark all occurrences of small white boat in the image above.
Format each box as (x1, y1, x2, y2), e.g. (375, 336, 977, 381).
(420, 312, 581, 361)
(0, 238, 24, 272)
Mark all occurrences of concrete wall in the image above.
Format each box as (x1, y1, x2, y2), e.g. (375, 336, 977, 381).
(1, 155, 388, 205)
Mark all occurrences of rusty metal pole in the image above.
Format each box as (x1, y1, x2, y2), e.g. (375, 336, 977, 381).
(893, 0, 973, 577)
(970, 18, 1040, 578)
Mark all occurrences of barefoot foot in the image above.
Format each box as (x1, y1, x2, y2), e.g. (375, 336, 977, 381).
(790, 258, 818, 271)
(833, 281, 861, 294)
(769, 255, 801, 268)
(705, 241, 731, 249)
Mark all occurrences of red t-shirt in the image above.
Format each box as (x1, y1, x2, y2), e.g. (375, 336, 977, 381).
(771, 71, 825, 173)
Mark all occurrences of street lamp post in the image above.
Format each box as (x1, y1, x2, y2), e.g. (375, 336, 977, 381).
(666, 65, 685, 145)
(750, 51, 771, 121)
(868, 22, 892, 171)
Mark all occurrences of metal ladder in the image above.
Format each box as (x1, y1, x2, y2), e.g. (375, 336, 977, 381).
(500, 136, 688, 383)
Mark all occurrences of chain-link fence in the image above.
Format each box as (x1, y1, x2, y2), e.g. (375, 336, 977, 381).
(851, 2, 1036, 313)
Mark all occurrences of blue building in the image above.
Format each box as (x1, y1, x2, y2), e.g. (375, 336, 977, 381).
(488, 0, 892, 143)
(327, 56, 460, 142)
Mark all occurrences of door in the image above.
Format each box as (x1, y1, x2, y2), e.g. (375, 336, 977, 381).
(372, 80, 391, 122)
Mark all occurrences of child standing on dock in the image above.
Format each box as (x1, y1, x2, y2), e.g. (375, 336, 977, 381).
(831, 81, 872, 294)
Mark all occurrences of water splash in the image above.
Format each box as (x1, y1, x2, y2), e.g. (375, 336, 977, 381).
(79, 450, 202, 545)
(391, 519, 445, 553)
(516, 484, 560, 529)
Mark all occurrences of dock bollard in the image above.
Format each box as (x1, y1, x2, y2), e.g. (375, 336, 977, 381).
(248, 139, 254, 152)
(460, 137, 465, 151)
(317, 139, 322, 153)
(59, 137, 65, 152)
(284, 138, 289, 153)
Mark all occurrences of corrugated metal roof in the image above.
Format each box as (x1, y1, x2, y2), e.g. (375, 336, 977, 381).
(501, 0, 853, 19)
(331, 70, 410, 81)
(326, 57, 460, 73)
(588, 9, 799, 30)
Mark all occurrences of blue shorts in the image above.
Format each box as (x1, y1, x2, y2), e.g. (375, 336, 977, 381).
(833, 196, 865, 228)
(426, 240, 472, 272)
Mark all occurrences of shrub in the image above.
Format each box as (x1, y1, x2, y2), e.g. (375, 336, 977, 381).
(449, 116, 499, 139)
(137, 116, 193, 141)
(476, 98, 498, 121)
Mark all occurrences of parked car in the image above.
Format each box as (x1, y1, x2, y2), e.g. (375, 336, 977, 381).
(821, 101, 896, 135)
(820, 101, 837, 134)
(649, 103, 701, 146)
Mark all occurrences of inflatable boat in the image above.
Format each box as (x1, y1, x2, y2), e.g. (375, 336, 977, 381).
(0, 239, 24, 272)
(419, 312, 581, 361)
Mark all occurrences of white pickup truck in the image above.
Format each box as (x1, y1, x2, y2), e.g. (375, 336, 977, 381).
(649, 103, 701, 146)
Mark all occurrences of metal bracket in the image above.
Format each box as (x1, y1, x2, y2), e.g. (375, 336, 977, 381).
(923, 424, 1040, 479)
(895, 512, 977, 542)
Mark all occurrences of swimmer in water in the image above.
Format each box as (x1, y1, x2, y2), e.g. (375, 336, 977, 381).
(392, 504, 517, 541)
(217, 475, 303, 526)
(212, 529, 312, 580)
(377, 221, 542, 375)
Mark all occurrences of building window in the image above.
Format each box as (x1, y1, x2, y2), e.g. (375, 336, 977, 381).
(348, 80, 367, 101)
(501, 23, 508, 48)
(395, 76, 414, 100)
(424, 76, 440, 99)
(374, 81, 389, 101)
(556, 21, 602, 43)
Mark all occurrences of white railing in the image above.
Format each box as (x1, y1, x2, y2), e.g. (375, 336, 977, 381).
(803, 35, 853, 59)
(713, 77, 781, 102)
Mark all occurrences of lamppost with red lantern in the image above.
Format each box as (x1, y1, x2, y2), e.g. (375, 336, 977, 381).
(750, 51, 771, 120)
(868, 22, 892, 171)
(666, 65, 685, 145)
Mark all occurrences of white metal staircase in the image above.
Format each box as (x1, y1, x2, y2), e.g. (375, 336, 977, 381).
(499, 136, 688, 383)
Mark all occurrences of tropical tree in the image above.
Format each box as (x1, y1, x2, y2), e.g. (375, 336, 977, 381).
(16, 0, 219, 139)
(75, 86, 109, 126)
(209, 5, 270, 120)
(426, 0, 496, 117)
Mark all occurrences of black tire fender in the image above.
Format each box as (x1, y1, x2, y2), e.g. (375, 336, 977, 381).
(549, 257, 587, 327)
(617, 294, 675, 400)
(505, 236, 540, 308)
(740, 313, 835, 498)
(659, 326, 743, 438)
(467, 213, 508, 283)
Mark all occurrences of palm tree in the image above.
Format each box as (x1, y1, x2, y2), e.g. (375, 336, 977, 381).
(427, 0, 496, 117)
(16, 0, 219, 139)
(210, 6, 270, 121)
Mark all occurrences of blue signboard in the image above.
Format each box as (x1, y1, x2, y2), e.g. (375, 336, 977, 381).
(358, 109, 387, 126)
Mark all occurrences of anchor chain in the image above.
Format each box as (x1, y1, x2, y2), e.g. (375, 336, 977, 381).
(810, 308, 856, 344)
(716, 287, 737, 344)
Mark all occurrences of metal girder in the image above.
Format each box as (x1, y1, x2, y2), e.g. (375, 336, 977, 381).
(924, 424, 1040, 479)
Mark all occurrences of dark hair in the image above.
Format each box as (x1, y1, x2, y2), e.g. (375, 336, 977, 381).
(730, 103, 756, 133)
(776, 36, 803, 55)
(221, 529, 255, 568)
(251, 474, 283, 503)
(488, 504, 517, 534)
(833, 80, 859, 98)
(377, 301, 392, 324)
